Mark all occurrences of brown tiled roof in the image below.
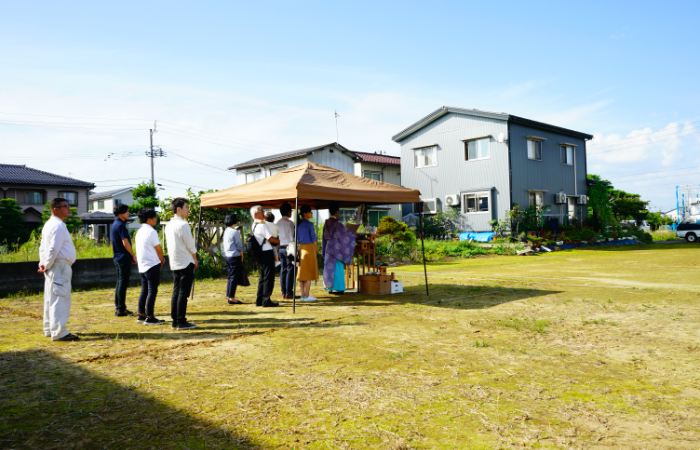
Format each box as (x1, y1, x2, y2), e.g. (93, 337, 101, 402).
(353, 151, 400, 166)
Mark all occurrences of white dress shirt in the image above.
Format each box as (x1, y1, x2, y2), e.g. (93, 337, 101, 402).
(135, 223, 161, 273)
(165, 216, 197, 270)
(39, 216, 76, 269)
(276, 216, 295, 246)
(253, 221, 273, 251)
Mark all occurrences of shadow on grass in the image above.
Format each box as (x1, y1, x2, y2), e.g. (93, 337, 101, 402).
(0, 350, 259, 449)
(310, 283, 561, 310)
(572, 243, 692, 252)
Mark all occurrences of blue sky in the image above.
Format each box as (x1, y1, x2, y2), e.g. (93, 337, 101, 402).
(1, 1, 699, 211)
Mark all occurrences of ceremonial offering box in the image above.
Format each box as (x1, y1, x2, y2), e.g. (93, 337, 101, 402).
(391, 280, 403, 294)
(359, 274, 393, 295)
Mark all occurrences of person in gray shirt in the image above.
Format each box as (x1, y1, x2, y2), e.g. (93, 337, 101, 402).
(223, 213, 245, 304)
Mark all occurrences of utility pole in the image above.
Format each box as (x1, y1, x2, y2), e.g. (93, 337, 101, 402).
(146, 122, 165, 187)
(150, 128, 155, 186)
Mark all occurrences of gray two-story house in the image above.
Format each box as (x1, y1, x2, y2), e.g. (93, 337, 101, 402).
(393, 106, 593, 232)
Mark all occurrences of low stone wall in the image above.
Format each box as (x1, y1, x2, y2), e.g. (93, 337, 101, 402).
(0, 257, 174, 297)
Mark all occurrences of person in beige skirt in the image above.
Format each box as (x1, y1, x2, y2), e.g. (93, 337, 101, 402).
(296, 205, 319, 302)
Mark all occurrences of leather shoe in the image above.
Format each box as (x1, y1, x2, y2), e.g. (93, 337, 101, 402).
(262, 300, 280, 307)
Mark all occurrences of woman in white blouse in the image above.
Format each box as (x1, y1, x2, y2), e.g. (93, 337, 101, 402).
(223, 213, 245, 304)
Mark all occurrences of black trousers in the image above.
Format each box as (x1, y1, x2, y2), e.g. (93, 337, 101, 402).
(278, 246, 294, 296)
(138, 264, 160, 317)
(114, 259, 132, 312)
(225, 255, 242, 298)
(256, 250, 275, 305)
(171, 263, 194, 323)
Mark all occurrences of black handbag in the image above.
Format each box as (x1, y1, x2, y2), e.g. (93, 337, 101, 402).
(239, 265, 251, 287)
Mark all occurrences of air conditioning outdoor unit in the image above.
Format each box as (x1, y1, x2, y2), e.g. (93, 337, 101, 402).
(555, 192, 567, 204)
(444, 194, 460, 206)
(577, 195, 587, 205)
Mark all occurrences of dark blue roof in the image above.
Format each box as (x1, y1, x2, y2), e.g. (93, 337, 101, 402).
(0, 164, 94, 188)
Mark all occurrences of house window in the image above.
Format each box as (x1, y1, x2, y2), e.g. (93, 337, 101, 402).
(561, 145, 574, 165)
(465, 138, 490, 161)
(89, 201, 95, 210)
(462, 192, 490, 214)
(363, 170, 382, 181)
(245, 170, 261, 183)
(529, 191, 543, 207)
(269, 165, 287, 176)
(339, 209, 356, 223)
(114, 199, 123, 206)
(527, 139, 542, 161)
(24, 191, 43, 205)
(59, 192, 78, 206)
(98, 200, 105, 209)
(413, 146, 437, 168)
(368, 210, 388, 227)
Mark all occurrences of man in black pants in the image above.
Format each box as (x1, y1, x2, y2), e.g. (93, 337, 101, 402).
(134, 208, 166, 325)
(164, 198, 198, 330)
(250, 205, 280, 307)
(110, 203, 136, 316)
(276, 202, 296, 299)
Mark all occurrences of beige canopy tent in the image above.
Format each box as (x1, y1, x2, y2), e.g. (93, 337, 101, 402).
(197, 162, 429, 311)
(201, 162, 421, 209)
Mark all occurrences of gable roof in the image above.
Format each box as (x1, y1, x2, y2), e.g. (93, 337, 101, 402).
(227, 142, 357, 170)
(89, 187, 133, 201)
(391, 106, 593, 142)
(0, 164, 95, 188)
(353, 151, 401, 166)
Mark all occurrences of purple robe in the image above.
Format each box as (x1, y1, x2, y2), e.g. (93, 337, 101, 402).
(322, 217, 356, 289)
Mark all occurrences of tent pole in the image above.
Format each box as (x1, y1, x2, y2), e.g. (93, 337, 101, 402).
(292, 197, 299, 314)
(191, 205, 203, 299)
(419, 201, 429, 296)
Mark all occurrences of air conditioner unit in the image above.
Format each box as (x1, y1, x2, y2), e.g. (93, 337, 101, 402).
(421, 198, 440, 214)
(555, 192, 567, 204)
(577, 195, 587, 205)
(444, 194, 460, 206)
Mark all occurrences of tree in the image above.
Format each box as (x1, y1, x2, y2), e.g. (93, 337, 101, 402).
(129, 182, 159, 214)
(0, 199, 29, 246)
(587, 174, 617, 231)
(610, 190, 649, 222)
(160, 188, 250, 263)
(40, 202, 83, 233)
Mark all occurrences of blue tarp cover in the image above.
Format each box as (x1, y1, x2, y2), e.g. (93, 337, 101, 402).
(459, 232, 495, 242)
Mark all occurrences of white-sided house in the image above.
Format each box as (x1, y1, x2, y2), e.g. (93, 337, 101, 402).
(228, 143, 403, 226)
(393, 106, 593, 232)
(84, 187, 138, 241)
(352, 151, 402, 224)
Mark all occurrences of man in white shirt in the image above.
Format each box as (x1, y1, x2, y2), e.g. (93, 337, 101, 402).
(38, 198, 79, 341)
(135, 209, 166, 325)
(164, 198, 198, 330)
(250, 205, 280, 307)
(276, 202, 296, 299)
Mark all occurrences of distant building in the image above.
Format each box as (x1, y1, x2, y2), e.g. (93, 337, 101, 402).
(84, 188, 138, 241)
(229, 143, 402, 225)
(0, 163, 94, 230)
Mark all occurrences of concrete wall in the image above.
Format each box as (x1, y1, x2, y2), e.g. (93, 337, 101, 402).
(0, 257, 174, 297)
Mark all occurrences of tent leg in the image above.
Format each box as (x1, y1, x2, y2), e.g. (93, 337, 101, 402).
(292, 198, 299, 314)
(420, 202, 429, 296)
(191, 205, 203, 299)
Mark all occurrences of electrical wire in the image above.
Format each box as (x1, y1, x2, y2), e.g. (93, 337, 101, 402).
(0, 111, 153, 121)
(589, 121, 700, 150)
(0, 120, 146, 131)
(158, 121, 291, 149)
(157, 129, 279, 155)
(587, 130, 700, 155)
(167, 149, 235, 173)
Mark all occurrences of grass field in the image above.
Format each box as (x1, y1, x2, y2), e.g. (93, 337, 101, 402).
(1, 244, 699, 449)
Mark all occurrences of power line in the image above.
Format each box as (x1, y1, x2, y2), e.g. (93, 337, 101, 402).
(159, 121, 291, 149)
(587, 130, 700, 154)
(0, 120, 146, 131)
(0, 111, 153, 121)
(167, 149, 233, 173)
(157, 128, 279, 155)
(589, 123, 700, 151)
(159, 177, 211, 190)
